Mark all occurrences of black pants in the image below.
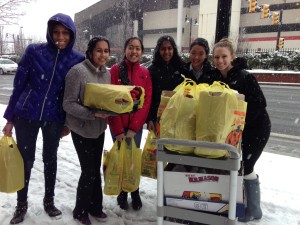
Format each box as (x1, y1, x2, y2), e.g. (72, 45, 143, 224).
(14, 116, 64, 202)
(71, 131, 105, 217)
(242, 123, 271, 175)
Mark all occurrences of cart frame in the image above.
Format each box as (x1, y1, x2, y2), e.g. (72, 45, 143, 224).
(157, 138, 242, 225)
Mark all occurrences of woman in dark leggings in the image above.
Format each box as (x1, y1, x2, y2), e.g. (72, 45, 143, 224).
(63, 36, 111, 225)
(212, 38, 271, 222)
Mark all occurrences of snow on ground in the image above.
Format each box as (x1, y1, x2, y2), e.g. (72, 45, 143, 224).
(248, 69, 300, 74)
(0, 104, 300, 225)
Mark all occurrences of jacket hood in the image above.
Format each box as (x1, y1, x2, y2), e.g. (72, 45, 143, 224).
(231, 57, 248, 70)
(46, 13, 76, 50)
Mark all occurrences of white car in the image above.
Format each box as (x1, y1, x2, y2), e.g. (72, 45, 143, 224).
(0, 58, 18, 75)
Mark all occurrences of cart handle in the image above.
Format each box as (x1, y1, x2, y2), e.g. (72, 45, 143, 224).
(156, 138, 240, 159)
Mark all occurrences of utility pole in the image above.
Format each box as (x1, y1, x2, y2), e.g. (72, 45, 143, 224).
(275, 9, 283, 50)
(185, 15, 198, 47)
(177, 0, 183, 53)
(215, 0, 232, 43)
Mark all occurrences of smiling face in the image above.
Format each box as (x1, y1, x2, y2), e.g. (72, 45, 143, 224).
(159, 40, 174, 64)
(125, 39, 143, 63)
(51, 24, 71, 49)
(90, 40, 110, 68)
(189, 45, 207, 71)
(213, 47, 234, 77)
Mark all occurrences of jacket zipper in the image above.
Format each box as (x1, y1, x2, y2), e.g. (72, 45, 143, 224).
(22, 89, 32, 107)
(128, 63, 134, 127)
(39, 49, 60, 120)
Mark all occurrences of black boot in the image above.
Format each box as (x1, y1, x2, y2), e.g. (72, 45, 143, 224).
(131, 188, 142, 210)
(117, 191, 129, 210)
(10, 201, 28, 224)
(43, 197, 62, 218)
(238, 175, 262, 222)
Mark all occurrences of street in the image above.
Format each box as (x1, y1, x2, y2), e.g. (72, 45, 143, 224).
(0, 75, 299, 158)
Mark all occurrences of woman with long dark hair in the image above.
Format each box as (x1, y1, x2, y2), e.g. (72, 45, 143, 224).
(108, 37, 152, 211)
(147, 35, 188, 132)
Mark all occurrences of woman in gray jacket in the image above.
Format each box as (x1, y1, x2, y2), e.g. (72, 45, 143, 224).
(63, 36, 111, 225)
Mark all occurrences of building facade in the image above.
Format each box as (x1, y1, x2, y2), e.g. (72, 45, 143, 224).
(74, 0, 300, 54)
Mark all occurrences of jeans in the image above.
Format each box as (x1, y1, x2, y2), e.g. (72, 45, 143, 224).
(14, 116, 64, 202)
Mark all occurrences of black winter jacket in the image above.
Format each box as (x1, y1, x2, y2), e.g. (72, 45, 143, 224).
(147, 62, 188, 123)
(183, 60, 215, 85)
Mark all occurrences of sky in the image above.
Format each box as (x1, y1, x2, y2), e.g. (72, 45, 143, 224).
(0, 103, 300, 225)
(4, 0, 100, 41)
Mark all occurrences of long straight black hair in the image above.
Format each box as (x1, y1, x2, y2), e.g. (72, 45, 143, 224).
(152, 35, 184, 67)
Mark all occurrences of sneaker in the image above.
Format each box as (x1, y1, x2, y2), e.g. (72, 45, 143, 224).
(131, 189, 142, 210)
(43, 197, 62, 218)
(90, 211, 108, 222)
(10, 201, 28, 224)
(117, 191, 129, 210)
(74, 215, 91, 225)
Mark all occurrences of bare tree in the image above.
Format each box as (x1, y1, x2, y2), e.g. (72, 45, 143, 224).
(0, 0, 31, 25)
(0, 0, 31, 56)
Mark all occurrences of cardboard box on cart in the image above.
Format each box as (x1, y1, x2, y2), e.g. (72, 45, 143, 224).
(163, 171, 244, 216)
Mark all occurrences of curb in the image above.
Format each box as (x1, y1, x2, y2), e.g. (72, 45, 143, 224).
(259, 82, 300, 86)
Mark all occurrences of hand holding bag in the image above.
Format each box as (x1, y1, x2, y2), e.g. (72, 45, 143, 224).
(0, 135, 24, 193)
(84, 83, 145, 114)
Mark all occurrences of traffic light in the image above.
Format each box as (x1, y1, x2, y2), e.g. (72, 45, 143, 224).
(278, 38, 284, 49)
(248, 0, 257, 13)
(261, 4, 270, 18)
(272, 12, 280, 25)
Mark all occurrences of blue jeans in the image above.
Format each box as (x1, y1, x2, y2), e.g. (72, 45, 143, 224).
(14, 116, 64, 202)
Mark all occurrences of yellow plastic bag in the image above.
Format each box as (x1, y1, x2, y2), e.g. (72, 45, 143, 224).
(225, 96, 247, 148)
(157, 90, 176, 120)
(104, 141, 124, 195)
(121, 139, 142, 192)
(141, 131, 158, 179)
(160, 78, 208, 154)
(83, 83, 145, 114)
(194, 81, 239, 158)
(0, 135, 24, 193)
(102, 149, 109, 176)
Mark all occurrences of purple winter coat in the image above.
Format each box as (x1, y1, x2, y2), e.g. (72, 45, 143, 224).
(3, 13, 84, 122)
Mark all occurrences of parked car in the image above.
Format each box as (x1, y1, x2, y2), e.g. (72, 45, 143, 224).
(0, 58, 18, 75)
(141, 61, 152, 68)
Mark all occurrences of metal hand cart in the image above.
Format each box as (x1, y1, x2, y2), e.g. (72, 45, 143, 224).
(157, 138, 242, 225)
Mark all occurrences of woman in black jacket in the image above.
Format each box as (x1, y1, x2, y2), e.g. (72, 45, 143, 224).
(183, 37, 214, 84)
(212, 38, 271, 222)
(147, 35, 188, 131)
